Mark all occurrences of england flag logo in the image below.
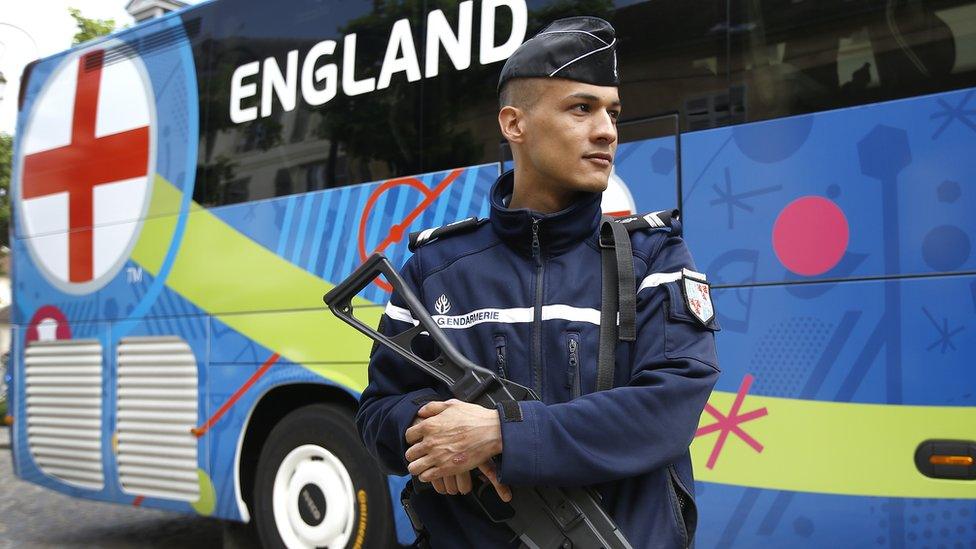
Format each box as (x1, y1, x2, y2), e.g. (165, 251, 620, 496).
(16, 40, 156, 294)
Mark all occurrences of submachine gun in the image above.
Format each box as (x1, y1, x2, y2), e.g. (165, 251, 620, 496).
(323, 252, 632, 549)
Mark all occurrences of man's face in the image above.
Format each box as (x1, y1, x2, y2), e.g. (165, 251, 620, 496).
(521, 79, 620, 195)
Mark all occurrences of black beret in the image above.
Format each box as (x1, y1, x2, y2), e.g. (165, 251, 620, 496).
(498, 16, 618, 92)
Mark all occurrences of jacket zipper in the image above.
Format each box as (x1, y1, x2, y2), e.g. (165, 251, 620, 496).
(531, 219, 544, 396)
(566, 333, 581, 398)
(493, 334, 508, 379)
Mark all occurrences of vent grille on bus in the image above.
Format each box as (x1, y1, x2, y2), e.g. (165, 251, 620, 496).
(24, 339, 105, 490)
(117, 337, 200, 502)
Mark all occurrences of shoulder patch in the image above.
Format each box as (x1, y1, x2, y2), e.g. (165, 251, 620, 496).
(408, 217, 485, 251)
(611, 209, 681, 236)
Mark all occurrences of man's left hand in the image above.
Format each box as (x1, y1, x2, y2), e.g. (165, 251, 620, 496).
(405, 399, 503, 482)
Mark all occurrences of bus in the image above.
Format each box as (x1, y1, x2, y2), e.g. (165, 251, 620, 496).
(8, 0, 976, 546)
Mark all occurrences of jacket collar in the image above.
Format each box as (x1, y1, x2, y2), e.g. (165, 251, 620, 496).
(489, 169, 603, 257)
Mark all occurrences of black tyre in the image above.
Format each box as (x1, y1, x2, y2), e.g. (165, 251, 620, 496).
(252, 403, 396, 549)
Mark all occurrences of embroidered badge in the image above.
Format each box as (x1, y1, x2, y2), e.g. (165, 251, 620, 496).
(434, 294, 451, 314)
(681, 270, 714, 326)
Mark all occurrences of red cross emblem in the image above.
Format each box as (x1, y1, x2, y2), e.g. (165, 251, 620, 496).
(18, 46, 153, 287)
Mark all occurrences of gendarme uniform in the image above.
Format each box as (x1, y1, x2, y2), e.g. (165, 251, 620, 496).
(357, 16, 720, 549)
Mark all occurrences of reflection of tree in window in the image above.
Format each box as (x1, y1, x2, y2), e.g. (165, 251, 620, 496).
(193, 156, 238, 207)
(290, 106, 311, 143)
(731, 0, 976, 123)
(223, 178, 250, 204)
(238, 113, 284, 152)
(614, 0, 728, 131)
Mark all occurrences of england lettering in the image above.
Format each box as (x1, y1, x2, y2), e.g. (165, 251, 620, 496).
(229, 0, 527, 123)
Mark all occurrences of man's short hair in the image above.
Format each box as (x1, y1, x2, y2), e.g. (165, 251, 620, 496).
(498, 78, 544, 110)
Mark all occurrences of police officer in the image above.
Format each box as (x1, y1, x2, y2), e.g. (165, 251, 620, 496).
(357, 16, 720, 549)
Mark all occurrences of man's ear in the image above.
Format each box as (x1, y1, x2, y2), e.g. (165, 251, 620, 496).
(498, 106, 526, 144)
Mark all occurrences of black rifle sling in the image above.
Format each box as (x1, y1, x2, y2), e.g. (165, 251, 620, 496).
(596, 217, 637, 392)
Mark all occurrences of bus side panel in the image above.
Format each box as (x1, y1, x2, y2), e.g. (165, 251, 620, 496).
(680, 88, 976, 546)
(684, 86, 976, 285)
(695, 278, 975, 547)
(9, 8, 210, 514)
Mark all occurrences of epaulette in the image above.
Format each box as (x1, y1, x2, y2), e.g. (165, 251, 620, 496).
(408, 217, 486, 251)
(609, 209, 681, 237)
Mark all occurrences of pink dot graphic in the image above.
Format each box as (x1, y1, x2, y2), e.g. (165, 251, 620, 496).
(772, 196, 849, 276)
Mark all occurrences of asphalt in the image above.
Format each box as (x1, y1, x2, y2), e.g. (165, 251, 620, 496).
(0, 427, 258, 548)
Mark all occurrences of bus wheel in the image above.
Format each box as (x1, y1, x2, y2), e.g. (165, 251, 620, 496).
(252, 403, 394, 549)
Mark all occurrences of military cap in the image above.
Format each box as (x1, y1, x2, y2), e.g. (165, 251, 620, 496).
(498, 16, 618, 91)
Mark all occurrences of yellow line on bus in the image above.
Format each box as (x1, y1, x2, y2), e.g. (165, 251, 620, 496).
(693, 391, 976, 498)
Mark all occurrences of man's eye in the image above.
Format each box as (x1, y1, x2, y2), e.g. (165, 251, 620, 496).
(574, 103, 590, 113)
(609, 110, 620, 120)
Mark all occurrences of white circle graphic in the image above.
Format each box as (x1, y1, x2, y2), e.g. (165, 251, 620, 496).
(16, 39, 156, 295)
(602, 167, 636, 216)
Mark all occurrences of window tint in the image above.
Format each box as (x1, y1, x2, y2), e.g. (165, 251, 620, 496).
(421, 0, 730, 177)
(191, 0, 976, 206)
(196, 0, 423, 207)
(730, 0, 976, 123)
(614, 0, 731, 130)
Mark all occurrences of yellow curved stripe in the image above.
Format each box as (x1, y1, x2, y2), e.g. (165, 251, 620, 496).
(692, 392, 976, 499)
(134, 177, 975, 500)
(131, 175, 380, 391)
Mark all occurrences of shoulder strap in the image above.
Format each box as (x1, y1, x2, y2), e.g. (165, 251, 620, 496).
(596, 216, 636, 392)
(594, 209, 681, 392)
(408, 217, 484, 251)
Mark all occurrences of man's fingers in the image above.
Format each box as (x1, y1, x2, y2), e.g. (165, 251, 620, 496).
(456, 470, 472, 495)
(404, 440, 429, 463)
(418, 466, 444, 483)
(478, 463, 512, 503)
(404, 421, 425, 445)
(405, 426, 419, 446)
(417, 400, 450, 418)
(430, 477, 447, 495)
(442, 474, 459, 495)
(407, 455, 435, 477)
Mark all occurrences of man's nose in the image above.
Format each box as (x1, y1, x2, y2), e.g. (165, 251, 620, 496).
(592, 110, 617, 145)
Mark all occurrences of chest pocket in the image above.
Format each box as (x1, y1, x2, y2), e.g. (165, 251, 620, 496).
(663, 281, 721, 371)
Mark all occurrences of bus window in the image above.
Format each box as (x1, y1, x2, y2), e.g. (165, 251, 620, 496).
(423, 0, 732, 174)
(197, 0, 425, 207)
(730, 0, 976, 123)
(614, 0, 730, 131)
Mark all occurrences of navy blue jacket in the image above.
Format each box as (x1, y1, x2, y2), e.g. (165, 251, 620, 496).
(357, 170, 721, 548)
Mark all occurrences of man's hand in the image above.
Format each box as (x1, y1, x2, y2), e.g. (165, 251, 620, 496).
(405, 399, 503, 482)
(429, 471, 472, 495)
(427, 463, 512, 502)
(407, 403, 512, 501)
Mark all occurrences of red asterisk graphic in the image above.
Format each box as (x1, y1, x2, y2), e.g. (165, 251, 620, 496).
(695, 373, 768, 469)
(21, 50, 150, 282)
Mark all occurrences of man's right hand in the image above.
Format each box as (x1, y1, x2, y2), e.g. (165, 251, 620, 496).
(409, 414, 512, 502)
